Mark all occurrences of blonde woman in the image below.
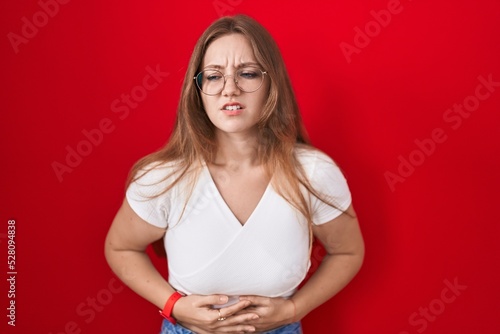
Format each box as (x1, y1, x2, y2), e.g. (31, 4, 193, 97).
(105, 15, 364, 334)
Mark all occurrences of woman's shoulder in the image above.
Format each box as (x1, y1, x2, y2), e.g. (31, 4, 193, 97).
(131, 158, 200, 190)
(294, 144, 337, 167)
(132, 160, 179, 182)
(126, 159, 197, 204)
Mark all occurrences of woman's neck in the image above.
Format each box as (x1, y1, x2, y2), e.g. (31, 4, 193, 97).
(213, 130, 260, 167)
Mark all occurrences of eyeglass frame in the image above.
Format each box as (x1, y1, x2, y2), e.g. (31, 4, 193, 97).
(193, 67, 268, 96)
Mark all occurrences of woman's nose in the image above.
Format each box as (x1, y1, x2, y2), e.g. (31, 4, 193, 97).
(222, 74, 240, 96)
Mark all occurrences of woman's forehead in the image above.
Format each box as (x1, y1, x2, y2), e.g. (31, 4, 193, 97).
(202, 34, 257, 69)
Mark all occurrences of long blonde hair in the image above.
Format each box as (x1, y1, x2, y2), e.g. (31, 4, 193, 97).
(128, 15, 339, 230)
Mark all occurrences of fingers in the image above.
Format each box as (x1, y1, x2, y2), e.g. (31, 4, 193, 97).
(193, 294, 230, 307)
(194, 295, 258, 314)
(222, 300, 254, 315)
(173, 295, 263, 333)
(213, 302, 259, 327)
(191, 323, 256, 334)
(215, 324, 257, 333)
(238, 295, 269, 306)
(212, 318, 257, 333)
(216, 301, 259, 320)
(193, 297, 259, 324)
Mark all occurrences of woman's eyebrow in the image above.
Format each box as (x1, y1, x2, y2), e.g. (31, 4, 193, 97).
(203, 62, 260, 69)
(237, 62, 260, 68)
(203, 64, 222, 69)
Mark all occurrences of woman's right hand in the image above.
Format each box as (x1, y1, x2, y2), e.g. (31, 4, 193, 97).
(172, 294, 259, 334)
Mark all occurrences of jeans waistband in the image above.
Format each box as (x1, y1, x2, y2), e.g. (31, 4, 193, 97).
(160, 319, 303, 334)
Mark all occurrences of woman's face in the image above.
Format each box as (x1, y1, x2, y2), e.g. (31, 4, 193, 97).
(200, 33, 269, 137)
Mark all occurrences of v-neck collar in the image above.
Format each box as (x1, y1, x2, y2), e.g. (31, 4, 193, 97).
(202, 164, 272, 227)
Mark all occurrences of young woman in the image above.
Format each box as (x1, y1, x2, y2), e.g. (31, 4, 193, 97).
(105, 15, 364, 334)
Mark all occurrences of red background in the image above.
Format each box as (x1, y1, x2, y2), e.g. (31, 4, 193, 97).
(2, 0, 500, 333)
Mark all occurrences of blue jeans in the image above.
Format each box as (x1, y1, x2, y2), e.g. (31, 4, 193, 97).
(160, 319, 303, 334)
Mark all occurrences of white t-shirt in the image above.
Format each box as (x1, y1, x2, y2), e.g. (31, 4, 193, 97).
(126, 148, 352, 298)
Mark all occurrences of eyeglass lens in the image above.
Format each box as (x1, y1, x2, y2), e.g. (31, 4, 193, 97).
(195, 68, 264, 95)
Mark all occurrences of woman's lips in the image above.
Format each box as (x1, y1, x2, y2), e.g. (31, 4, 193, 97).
(222, 107, 244, 116)
(221, 102, 244, 115)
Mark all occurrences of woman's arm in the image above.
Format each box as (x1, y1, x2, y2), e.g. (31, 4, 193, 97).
(291, 204, 365, 319)
(105, 199, 259, 334)
(239, 204, 364, 330)
(105, 199, 173, 308)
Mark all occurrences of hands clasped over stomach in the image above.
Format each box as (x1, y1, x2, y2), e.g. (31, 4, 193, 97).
(172, 294, 295, 334)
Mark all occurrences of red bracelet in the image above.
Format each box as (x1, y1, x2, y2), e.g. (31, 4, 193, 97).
(159, 291, 184, 324)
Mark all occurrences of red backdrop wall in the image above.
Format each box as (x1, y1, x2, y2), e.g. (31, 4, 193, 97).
(2, 0, 500, 333)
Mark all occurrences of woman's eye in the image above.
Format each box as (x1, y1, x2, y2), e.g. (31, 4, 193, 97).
(206, 74, 222, 81)
(239, 71, 259, 79)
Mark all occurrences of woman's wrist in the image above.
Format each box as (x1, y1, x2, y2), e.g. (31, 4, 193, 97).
(160, 291, 185, 324)
(289, 296, 308, 323)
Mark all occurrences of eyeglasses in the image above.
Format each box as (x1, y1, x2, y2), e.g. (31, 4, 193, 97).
(194, 67, 267, 95)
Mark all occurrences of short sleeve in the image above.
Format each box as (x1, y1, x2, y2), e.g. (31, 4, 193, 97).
(299, 149, 352, 225)
(126, 165, 171, 229)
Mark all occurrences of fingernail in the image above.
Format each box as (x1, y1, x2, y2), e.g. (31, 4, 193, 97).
(220, 296, 228, 302)
(251, 314, 259, 320)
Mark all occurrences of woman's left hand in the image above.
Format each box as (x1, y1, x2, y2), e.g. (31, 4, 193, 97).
(234, 296, 296, 332)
